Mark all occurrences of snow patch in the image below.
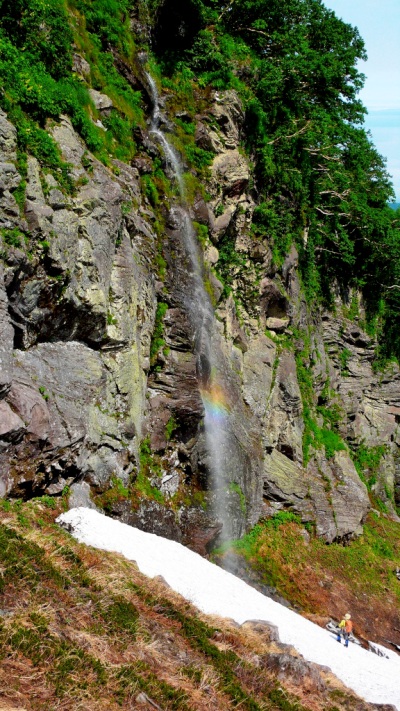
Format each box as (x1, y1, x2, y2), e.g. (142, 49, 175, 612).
(57, 507, 400, 710)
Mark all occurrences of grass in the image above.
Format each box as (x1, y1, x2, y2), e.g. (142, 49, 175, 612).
(0, 499, 374, 711)
(217, 510, 400, 647)
(1, 228, 24, 248)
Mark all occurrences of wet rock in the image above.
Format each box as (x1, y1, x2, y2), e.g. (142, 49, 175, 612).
(192, 194, 212, 226)
(308, 450, 370, 541)
(260, 278, 289, 322)
(211, 90, 244, 149)
(179, 507, 222, 556)
(204, 244, 219, 266)
(68, 481, 99, 510)
(47, 188, 68, 210)
(113, 499, 182, 542)
(265, 351, 304, 464)
(0, 264, 14, 398)
(0, 83, 398, 551)
(263, 450, 313, 512)
(0, 111, 17, 163)
(243, 334, 276, 425)
(7, 383, 50, 440)
(50, 115, 86, 176)
(211, 204, 236, 238)
(0, 162, 20, 192)
(195, 121, 223, 153)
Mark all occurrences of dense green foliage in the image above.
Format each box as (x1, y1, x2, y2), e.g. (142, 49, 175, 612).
(2, 0, 399, 356)
(0, 0, 143, 177)
(152, 0, 400, 360)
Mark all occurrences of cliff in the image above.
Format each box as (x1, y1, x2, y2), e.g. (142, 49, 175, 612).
(1, 68, 399, 547)
(0, 0, 400, 553)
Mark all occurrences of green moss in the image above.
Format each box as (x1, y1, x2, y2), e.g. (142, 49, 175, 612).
(229, 482, 246, 515)
(107, 311, 117, 326)
(128, 586, 256, 706)
(101, 597, 139, 637)
(218, 508, 400, 616)
(141, 174, 159, 206)
(96, 475, 130, 513)
(294, 332, 346, 464)
(215, 232, 247, 301)
(193, 221, 209, 246)
(165, 415, 178, 441)
(117, 661, 189, 710)
(339, 348, 352, 375)
(38, 385, 50, 401)
(132, 437, 165, 504)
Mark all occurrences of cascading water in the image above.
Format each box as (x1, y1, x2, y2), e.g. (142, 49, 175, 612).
(145, 70, 234, 541)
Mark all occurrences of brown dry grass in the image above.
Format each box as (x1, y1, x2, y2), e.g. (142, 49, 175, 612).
(0, 501, 388, 711)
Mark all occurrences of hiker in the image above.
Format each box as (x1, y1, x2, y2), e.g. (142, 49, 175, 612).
(337, 613, 353, 647)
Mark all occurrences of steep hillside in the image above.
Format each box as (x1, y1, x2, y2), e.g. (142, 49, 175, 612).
(0, 499, 395, 710)
(0, 0, 400, 669)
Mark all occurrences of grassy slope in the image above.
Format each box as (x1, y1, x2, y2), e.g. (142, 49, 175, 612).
(216, 513, 400, 651)
(0, 499, 383, 711)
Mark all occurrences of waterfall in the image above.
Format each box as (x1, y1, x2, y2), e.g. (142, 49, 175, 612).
(145, 71, 234, 541)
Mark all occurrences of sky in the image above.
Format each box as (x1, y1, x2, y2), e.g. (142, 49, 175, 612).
(58, 507, 400, 710)
(323, 0, 400, 200)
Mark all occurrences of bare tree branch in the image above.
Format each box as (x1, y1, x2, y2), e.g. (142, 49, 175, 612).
(319, 189, 350, 199)
(238, 26, 270, 38)
(218, 0, 238, 22)
(267, 121, 311, 145)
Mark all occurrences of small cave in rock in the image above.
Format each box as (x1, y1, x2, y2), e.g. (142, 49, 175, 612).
(278, 443, 296, 462)
(12, 322, 25, 350)
(266, 295, 288, 319)
(177, 412, 203, 445)
(260, 280, 288, 321)
(152, 0, 203, 63)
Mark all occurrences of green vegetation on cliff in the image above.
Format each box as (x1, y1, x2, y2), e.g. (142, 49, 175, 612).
(0, 0, 143, 174)
(149, 0, 400, 361)
(3, 0, 399, 359)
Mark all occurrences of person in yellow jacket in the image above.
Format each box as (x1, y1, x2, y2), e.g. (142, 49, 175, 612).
(337, 613, 353, 647)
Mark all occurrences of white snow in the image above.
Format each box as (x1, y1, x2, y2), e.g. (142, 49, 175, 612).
(57, 508, 400, 709)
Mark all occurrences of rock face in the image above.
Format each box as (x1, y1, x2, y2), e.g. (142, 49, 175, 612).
(0, 115, 155, 501)
(0, 73, 399, 547)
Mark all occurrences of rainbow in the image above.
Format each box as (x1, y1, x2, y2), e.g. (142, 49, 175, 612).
(201, 382, 229, 421)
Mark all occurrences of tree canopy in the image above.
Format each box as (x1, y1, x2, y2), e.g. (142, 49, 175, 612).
(153, 0, 399, 359)
(0, 0, 399, 360)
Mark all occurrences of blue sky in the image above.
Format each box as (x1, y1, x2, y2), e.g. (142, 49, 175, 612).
(323, 0, 400, 200)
